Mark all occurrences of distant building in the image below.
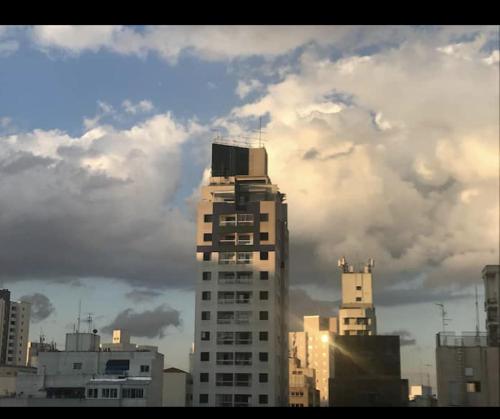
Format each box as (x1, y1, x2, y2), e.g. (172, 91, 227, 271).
(483, 265, 499, 347)
(27, 338, 58, 368)
(337, 257, 377, 336)
(435, 331, 499, 406)
(289, 316, 337, 406)
(192, 143, 289, 407)
(100, 329, 157, 352)
(329, 335, 408, 406)
(0, 332, 164, 407)
(408, 385, 437, 407)
(288, 356, 319, 407)
(0, 289, 31, 366)
(162, 367, 193, 406)
(0, 365, 36, 397)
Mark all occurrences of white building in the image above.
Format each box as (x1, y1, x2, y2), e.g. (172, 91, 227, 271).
(289, 316, 337, 406)
(2, 332, 164, 407)
(162, 367, 193, 406)
(192, 143, 289, 407)
(483, 265, 499, 347)
(337, 257, 377, 336)
(0, 289, 31, 366)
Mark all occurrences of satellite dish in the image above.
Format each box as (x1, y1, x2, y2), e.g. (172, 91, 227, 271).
(93, 329, 98, 334)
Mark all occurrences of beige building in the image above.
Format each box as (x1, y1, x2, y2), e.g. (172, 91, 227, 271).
(289, 316, 337, 406)
(192, 142, 289, 407)
(0, 365, 36, 397)
(0, 289, 31, 366)
(162, 367, 193, 406)
(288, 356, 319, 407)
(483, 265, 499, 347)
(337, 257, 377, 336)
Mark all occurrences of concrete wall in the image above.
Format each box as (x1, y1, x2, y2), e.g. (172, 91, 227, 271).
(163, 371, 188, 406)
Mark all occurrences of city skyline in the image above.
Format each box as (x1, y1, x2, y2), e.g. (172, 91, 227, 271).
(0, 25, 499, 393)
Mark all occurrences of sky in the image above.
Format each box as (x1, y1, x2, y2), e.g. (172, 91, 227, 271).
(0, 25, 499, 392)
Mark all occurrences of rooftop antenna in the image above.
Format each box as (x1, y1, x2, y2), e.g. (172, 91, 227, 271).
(77, 299, 82, 334)
(83, 313, 94, 333)
(424, 364, 432, 388)
(435, 303, 451, 332)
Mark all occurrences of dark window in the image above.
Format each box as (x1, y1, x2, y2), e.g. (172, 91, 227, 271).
(202, 271, 211, 281)
(105, 359, 130, 375)
(260, 213, 269, 222)
(73, 362, 82, 370)
(260, 271, 269, 280)
(259, 394, 268, 404)
(87, 388, 98, 399)
(344, 318, 350, 324)
(203, 233, 212, 242)
(259, 291, 268, 300)
(203, 252, 211, 261)
(356, 286, 362, 290)
(259, 352, 268, 362)
(260, 232, 269, 241)
(201, 311, 210, 320)
(356, 297, 362, 302)
(201, 331, 210, 341)
(204, 214, 213, 223)
(259, 332, 268, 341)
(140, 365, 150, 373)
(199, 394, 208, 403)
(260, 252, 269, 260)
(200, 373, 209, 383)
(259, 373, 268, 383)
(200, 352, 210, 361)
(260, 311, 268, 320)
(202, 291, 211, 301)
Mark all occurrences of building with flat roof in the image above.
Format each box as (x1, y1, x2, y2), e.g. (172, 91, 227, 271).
(162, 367, 193, 406)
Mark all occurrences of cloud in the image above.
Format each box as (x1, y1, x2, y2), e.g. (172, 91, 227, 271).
(289, 288, 338, 331)
(101, 304, 181, 338)
(224, 28, 499, 294)
(0, 112, 206, 288)
(389, 329, 417, 346)
(125, 289, 163, 303)
(236, 79, 263, 99)
(19, 293, 55, 322)
(122, 99, 154, 114)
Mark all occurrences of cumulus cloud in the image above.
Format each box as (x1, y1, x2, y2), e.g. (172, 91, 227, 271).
(0, 112, 206, 288)
(102, 304, 181, 338)
(122, 99, 154, 114)
(20, 293, 55, 322)
(236, 79, 263, 99)
(389, 329, 417, 346)
(289, 288, 338, 331)
(125, 289, 163, 303)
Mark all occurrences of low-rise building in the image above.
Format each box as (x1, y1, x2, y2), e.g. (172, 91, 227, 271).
(288, 356, 319, 407)
(0, 365, 36, 397)
(162, 367, 193, 406)
(408, 385, 437, 407)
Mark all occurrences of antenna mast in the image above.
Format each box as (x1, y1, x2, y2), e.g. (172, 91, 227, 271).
(475, 285, 481, 343)
(435, 303, 451, 332)
(77, 300, 82, 334)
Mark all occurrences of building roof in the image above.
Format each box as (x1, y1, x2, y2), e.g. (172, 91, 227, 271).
(163, 367, 188, 374)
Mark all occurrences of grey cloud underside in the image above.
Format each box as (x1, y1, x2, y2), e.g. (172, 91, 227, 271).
(19, 293, 55, 322)
(125, 289, 163, 303)
(388, 329, 417, 346)
(101, 304, 181, 339)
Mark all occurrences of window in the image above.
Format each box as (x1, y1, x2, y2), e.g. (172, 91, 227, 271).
(235, 373, 251, 387)
(200, 373, 209, 383)
(356, 286, 362, 290)
(259, 373, 268, 383)
(216, 352, 234, 365)
(140, 365, 150, 373)
(201, 331, 210, 341)
(259, 395, 268, 404)
(122, 388, 144, 399)
(217, 332, 234, 345)
(260, 291, 268, 300)
(260, 232, 269, 241)
(216, 373, 233, 387)
(199, 394, 208, 403)
(202, 271, 211, 281)
(235, 352, 252, 366)
(259, 332, 268, 341)
(234, 394, 251, 407)
(201, 311, 210, 320)
(203, 233, 212, 242)
(220, 214, 237, 226)
(200, 352, 210, 361)
(202, 291, 211, 301)
(72, 362, 82, 370)
(260, 213, 269, 222)
(216, 394, 232, 407)
(237, 213, 253, 225)
(87, 388, 98, 399)
(217, 311, 234, 324)
(203, 252, 211, 261)
(356, 297, 362, 302)
(238, 234, 253, 245)
(204, 214, 213, 223)
(235, 332, 252, 344)
(260, 271, 269, 280)
(219, 252, 236, 264)
(237, 252, 252, 264)
(102, 388, 118, 398)
(260, 311, 269, 320)
(466, 381, 481, 393)
(260, 251, 269, 260)
(465, 367, 474, 377)
(259, 352, 268, 362)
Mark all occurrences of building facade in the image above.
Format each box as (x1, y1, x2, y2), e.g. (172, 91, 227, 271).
(192, 143, 289, 407)
(289, 316, 337, 406)
(162, 367, 193, 406)
(288, 356, 319, 407)
(483, 265, 499, 347)
(0, 290, 31, 366)
(337, 258, 377, 336)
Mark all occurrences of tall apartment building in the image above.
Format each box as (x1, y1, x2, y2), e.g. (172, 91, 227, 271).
(192, 142, 289, 407)
(483, 265, 499, 347)
(0, 290, 31, 366)
(289, 316, 337, 406)
(337, 257, 377, 336)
